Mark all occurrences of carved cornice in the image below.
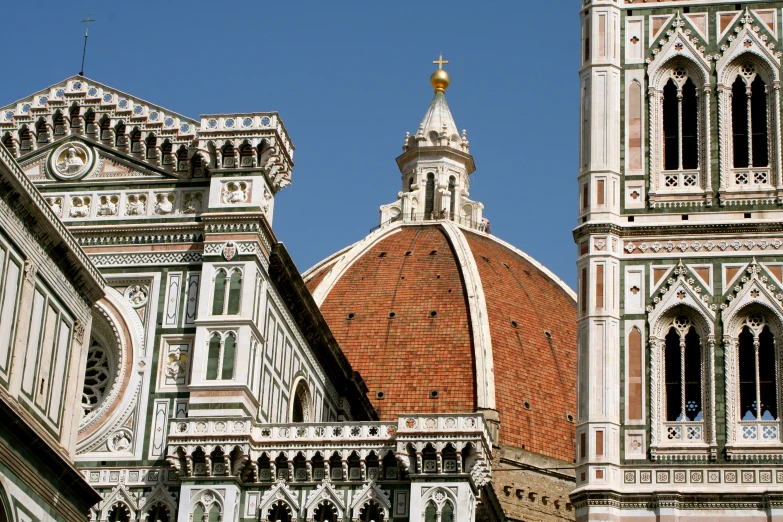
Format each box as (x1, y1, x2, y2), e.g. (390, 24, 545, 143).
(0, 142, 105, 301)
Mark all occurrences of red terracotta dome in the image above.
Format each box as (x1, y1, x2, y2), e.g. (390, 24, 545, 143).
(304, 221, 578, 463)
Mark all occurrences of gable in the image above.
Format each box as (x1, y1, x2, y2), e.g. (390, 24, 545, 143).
(0, 75, 295, 193)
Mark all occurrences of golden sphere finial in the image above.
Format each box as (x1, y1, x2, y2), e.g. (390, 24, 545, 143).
(430, 69, 450, 93)
(431, 54, 450, 93)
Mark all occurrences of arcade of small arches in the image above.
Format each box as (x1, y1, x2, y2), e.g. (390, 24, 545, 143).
(97, 503, 174, 522)
(168, 442, 480, 482)
(1, 110, 280, 179)
(263, 499, 385, 522)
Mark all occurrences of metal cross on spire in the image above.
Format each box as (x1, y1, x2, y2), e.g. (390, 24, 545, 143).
(433, 54, 449, 70)
(79, 14, 96, 76)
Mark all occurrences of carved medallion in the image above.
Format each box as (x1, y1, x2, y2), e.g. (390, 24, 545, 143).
(49, 142, 93, 180)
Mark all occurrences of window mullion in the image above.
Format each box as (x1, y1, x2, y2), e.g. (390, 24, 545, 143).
(678, 89, 684, 171)
(755, 335, 761, 420)
(217, 335, 225, 381)
(747, 87, 754, 169)
(223, 270, 231, 315)
(680, 335, 686, 421)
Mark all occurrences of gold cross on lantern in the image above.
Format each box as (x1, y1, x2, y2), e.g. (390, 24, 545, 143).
(433, 54, 449, 70)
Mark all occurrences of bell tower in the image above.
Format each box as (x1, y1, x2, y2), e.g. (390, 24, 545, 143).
(380, 57, 484, 228)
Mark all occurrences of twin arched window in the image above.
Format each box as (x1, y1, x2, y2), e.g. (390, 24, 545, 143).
(424, 500, 454, 522)
(212, 267, 242, 316)
(653, 308, 782, 449)
(650, 53, 777, 201)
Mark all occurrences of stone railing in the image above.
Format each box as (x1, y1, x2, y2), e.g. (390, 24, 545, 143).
(166, 413, 491, 486)
(252, 421, 398, 442)
(663, 421, 704, 443)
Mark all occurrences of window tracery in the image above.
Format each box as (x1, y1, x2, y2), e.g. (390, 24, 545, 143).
(266, 501, 293, 522)
(421, 488, 457, 522)
(648, 60, 710, 205)
(648, 278, 717, 460)
(715, 19, 783, 204)
(82, 337, 112, 417)
(357, 501, 383, 522)
(144, 503, 171, 522)
(662, 317, 704, 443)
(719, 57, 779, 201)
(80, 304, 124, 428)
(313, 503, 337, 522)
(724, 307, 783, 451)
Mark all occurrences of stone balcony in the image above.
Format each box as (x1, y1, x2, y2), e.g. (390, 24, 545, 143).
(166, 413, 492, 487)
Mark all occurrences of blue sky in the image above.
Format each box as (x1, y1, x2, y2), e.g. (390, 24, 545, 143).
(2, 1, 580, 288)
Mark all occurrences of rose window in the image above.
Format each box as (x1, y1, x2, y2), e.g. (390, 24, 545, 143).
(82, 338, 112, 417)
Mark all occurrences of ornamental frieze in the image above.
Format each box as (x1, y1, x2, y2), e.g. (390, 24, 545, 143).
(624, 238, 783, 255)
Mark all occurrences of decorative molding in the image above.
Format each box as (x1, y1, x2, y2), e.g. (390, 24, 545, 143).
(89, 251, 202, 267)
(625, 238, 783, 255)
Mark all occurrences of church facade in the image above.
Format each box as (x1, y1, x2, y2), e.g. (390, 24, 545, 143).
(574, 1, 783, 520)
(0, 71, 535, 522)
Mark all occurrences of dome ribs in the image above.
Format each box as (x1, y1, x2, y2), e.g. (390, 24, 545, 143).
(464, 231, 578, 463)
(304, 262, 333, 294)
(319, 226, 477, 419)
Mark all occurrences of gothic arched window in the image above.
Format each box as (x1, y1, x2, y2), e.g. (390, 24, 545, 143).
(738, 315, 777, 421)
(212, 270, 226, 315)
(648, 59, 712, 205)
(107, 504, 131, 522)
(664, 322, 702, 423)
(227, 270, 242, 315)
(206, 332, 236, 381)
(221, 334, 236, 380)
(424, 502, 437, 522)
(358, 501, 383, 522)
(663, 75, 699, 171)
(193, 503, 220, 522)
(144, 504, 171, 522)
(732, 70, 769, 169)
(313, 503, 337, 522)
(291, 380, 312, 422)
(424, 172, 435, 219)
(206, 333, 221, 380)
(266, 501, 293, 522)
(442, 501, 455, 522)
